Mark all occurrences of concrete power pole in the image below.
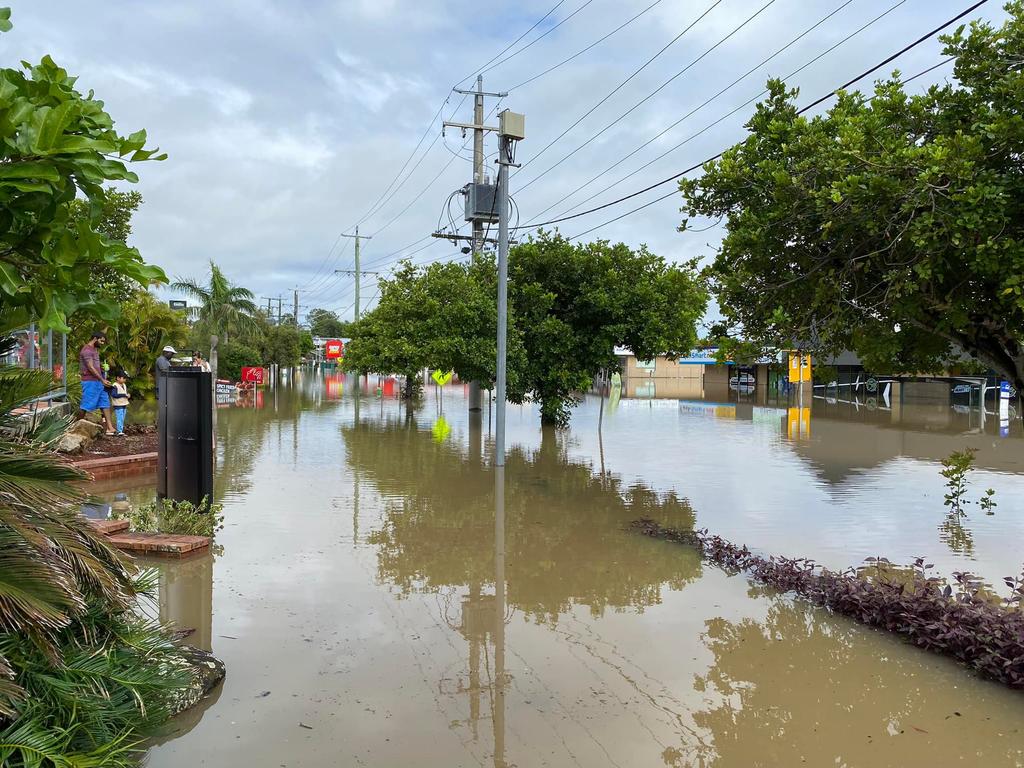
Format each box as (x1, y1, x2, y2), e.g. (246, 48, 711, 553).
(468, 76, 486, 412)
(443, 76, 506, 413)
(339, 227, 373, 322)
(293, 289, 299, 326)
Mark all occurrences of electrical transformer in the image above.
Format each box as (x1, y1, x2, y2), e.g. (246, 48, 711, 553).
(464, 183, 499, 223)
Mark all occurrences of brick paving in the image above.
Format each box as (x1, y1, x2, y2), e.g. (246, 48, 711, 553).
(106, 531, 210, 557)
(87, 519, 130, 536)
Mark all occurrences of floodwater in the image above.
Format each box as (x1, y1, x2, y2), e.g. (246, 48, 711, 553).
(143, 373, 1024, 767)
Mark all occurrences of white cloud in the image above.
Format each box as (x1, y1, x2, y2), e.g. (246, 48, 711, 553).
(2, 0, 1011, 321)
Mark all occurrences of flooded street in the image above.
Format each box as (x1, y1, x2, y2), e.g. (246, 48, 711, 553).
(145, 374, 1024, 767)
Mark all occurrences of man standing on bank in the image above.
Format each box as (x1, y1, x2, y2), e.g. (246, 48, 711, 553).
(78, 331, 115, 435)
(155, 345, 176, 399)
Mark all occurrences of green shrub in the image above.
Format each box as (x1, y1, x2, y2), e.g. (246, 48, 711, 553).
(114, 497, 224, 539)
(218, 342, 260, 381)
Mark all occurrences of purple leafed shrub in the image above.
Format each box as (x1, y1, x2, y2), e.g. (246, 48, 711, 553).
(631, 519, 1024, 690)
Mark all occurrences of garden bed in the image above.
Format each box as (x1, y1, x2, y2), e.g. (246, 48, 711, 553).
(78, 424, 157, 459)
(631, 519, 1024, 690)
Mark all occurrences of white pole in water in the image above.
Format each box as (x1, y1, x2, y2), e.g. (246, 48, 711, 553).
(494, 134, 510, 467)
(493, 109, 523, 467)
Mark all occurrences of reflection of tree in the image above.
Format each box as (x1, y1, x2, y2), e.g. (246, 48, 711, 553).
(938, 512, 976, 557)
(690, 596, 1022, 766)
(215, 375, 340, 498)
(346, 422, 700, 620)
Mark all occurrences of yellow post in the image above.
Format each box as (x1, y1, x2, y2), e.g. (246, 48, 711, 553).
(788, 352, 812, 383)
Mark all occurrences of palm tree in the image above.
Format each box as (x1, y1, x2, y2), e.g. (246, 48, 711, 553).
(0, 321, 191, 764)
(170, 261, 258, 345)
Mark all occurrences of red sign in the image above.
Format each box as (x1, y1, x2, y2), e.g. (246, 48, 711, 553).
(325, 339, 344, 360)
(241, 366, 265, 384)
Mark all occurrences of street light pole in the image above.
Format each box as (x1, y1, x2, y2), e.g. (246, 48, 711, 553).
(494, 109, 524, 468)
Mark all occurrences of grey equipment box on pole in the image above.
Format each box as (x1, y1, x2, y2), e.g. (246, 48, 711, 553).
(157, 367, 214, 507)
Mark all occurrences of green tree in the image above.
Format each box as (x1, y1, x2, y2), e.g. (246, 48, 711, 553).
(511, 232, 707, 425)
(342, 259, 526, 399)
(67, 188, 144, 312)
(171, 261, 258, 346)
(259, 323, 302, 367)
(219, 341, 261, 381)
(306, 307, 353, 339)
(680, 7, 1024, 391)
(104, 289, 189, 397)
(0, 40, 166, 331)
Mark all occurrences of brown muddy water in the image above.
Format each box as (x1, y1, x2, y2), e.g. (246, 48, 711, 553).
(139, 372, 1024, 767)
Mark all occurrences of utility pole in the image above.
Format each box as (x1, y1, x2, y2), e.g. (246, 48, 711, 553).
(472, 75, 486, 255)
(340, 227, 373, 322)
(495, 109, 525, 468)
(443, 77, 507, 413)
(293, 289, 299, 326)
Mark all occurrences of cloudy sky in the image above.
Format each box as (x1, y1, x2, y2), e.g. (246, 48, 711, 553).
(6, 0, 1008, 323)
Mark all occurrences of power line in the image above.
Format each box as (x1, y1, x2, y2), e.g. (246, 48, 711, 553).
(521, 0, 867, 223)
(303, 0, 576, 290)
(511, 0, 723, 178)
(507, 0, 666, 92)
(477, 0, 597, 78)
(566, 55, 962, 242)
(453, 0, 570, 88)
(512, 0, 780, 194)
(367, 102, 503, 239)
(514, 0, 989, 236)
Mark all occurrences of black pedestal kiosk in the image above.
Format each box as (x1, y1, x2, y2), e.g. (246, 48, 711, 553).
(157, 367, 213, 506)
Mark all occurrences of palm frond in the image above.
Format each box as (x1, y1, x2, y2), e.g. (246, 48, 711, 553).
(0, 366, 61, 424)
(167, 278, 209, 303)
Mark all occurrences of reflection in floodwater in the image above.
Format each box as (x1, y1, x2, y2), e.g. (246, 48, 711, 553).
(142, 377, 1024, 767)
(346, 421, 700, 619)
(690, 594, 1024, 767)
(138, 552, 214, 651)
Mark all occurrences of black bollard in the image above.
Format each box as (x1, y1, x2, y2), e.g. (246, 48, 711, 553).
(157, 367, 213, 507)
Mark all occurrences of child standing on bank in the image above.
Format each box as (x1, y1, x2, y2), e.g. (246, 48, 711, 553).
(111, 372, 131, 436)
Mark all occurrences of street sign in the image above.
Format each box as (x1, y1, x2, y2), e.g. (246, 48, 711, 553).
(431, 370, 454, 387)
(325, 339, 344, 360)
(169, 300, 187, 310)
(241, 366, 264, 385)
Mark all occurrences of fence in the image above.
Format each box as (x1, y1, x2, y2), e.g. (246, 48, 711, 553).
(3, 323, 68, 405)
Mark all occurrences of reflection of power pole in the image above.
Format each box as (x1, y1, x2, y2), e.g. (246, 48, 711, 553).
(493, 467, 507, 768)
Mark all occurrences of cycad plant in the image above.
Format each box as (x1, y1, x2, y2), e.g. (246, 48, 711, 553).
(171, 261, 259, 346)
(0, 330, 191, 766)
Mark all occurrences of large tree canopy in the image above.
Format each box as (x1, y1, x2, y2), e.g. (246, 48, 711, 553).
(680, 6, 1024, 389)
(0, 52, 166, 330)
(306, 307, 353, 339)
(342, 258, 527, 399)
(511, 232, 707, 425)
(344, 235, 707, 424)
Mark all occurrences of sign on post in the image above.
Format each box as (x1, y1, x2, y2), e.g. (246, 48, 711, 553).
(431, 370, 454, 387)
(241, 366, 265, 385)
(325, 339, 344, 360)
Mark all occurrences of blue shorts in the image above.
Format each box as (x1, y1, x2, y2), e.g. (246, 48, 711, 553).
(81, 380, 110, 411)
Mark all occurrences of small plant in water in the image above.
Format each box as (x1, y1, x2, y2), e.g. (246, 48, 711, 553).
(980, 488, 997, 515)
(940, 449, 976, 517)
